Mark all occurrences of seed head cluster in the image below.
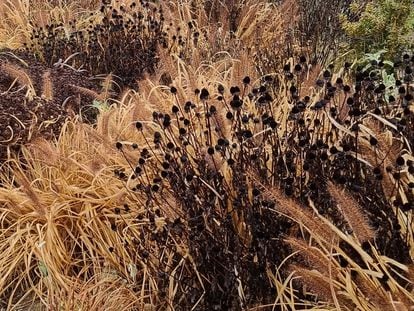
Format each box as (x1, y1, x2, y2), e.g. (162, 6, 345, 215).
(25, 0, 166, 88)
(113, 54, 414, 308)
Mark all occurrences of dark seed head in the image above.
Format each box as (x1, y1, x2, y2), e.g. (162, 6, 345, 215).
(243, 76, 251, 84)
(402, 202, 412, 212)
(369, 136, 378, 146)
(373, 167, 381, 175)
(200, 88, 209, 100)
(172, 105, 179, 113)
(230, 86, 240, 95)
(185, 173, 194, 182)
(396, 156, 405, 166)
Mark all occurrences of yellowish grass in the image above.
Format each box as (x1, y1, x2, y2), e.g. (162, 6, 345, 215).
(0, 0, 99, 49)
(0, 109, 162, 308)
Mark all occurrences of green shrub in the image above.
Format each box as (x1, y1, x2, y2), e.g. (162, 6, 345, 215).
(341, 0, 414, 58)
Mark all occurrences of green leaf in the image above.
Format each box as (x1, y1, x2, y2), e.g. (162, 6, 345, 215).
(38, 261, 48, 277)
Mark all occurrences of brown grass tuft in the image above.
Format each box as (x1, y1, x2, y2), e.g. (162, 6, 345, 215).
(328, 182, 376, 243)
(70, 84, 106, 102)
(27, 137, 60, 167)
(286, 236, 340, 279)
(0, 62, 34, 91)
(355, 275, 394, 310)
(41, 69, 53, 101)
(289, 264, 336, 304)
(251, 173, 338, 243)
(13, 170, 45, 215)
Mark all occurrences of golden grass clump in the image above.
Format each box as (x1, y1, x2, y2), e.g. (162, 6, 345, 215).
(281, 199, 414, 310)
(0, 112, 177, 308)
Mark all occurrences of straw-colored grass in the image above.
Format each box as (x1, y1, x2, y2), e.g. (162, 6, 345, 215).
(0, 0, 99, 50)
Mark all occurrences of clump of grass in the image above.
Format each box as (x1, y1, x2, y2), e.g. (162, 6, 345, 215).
(0, 119, 155, 308)
(161, 0, 287, 75)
